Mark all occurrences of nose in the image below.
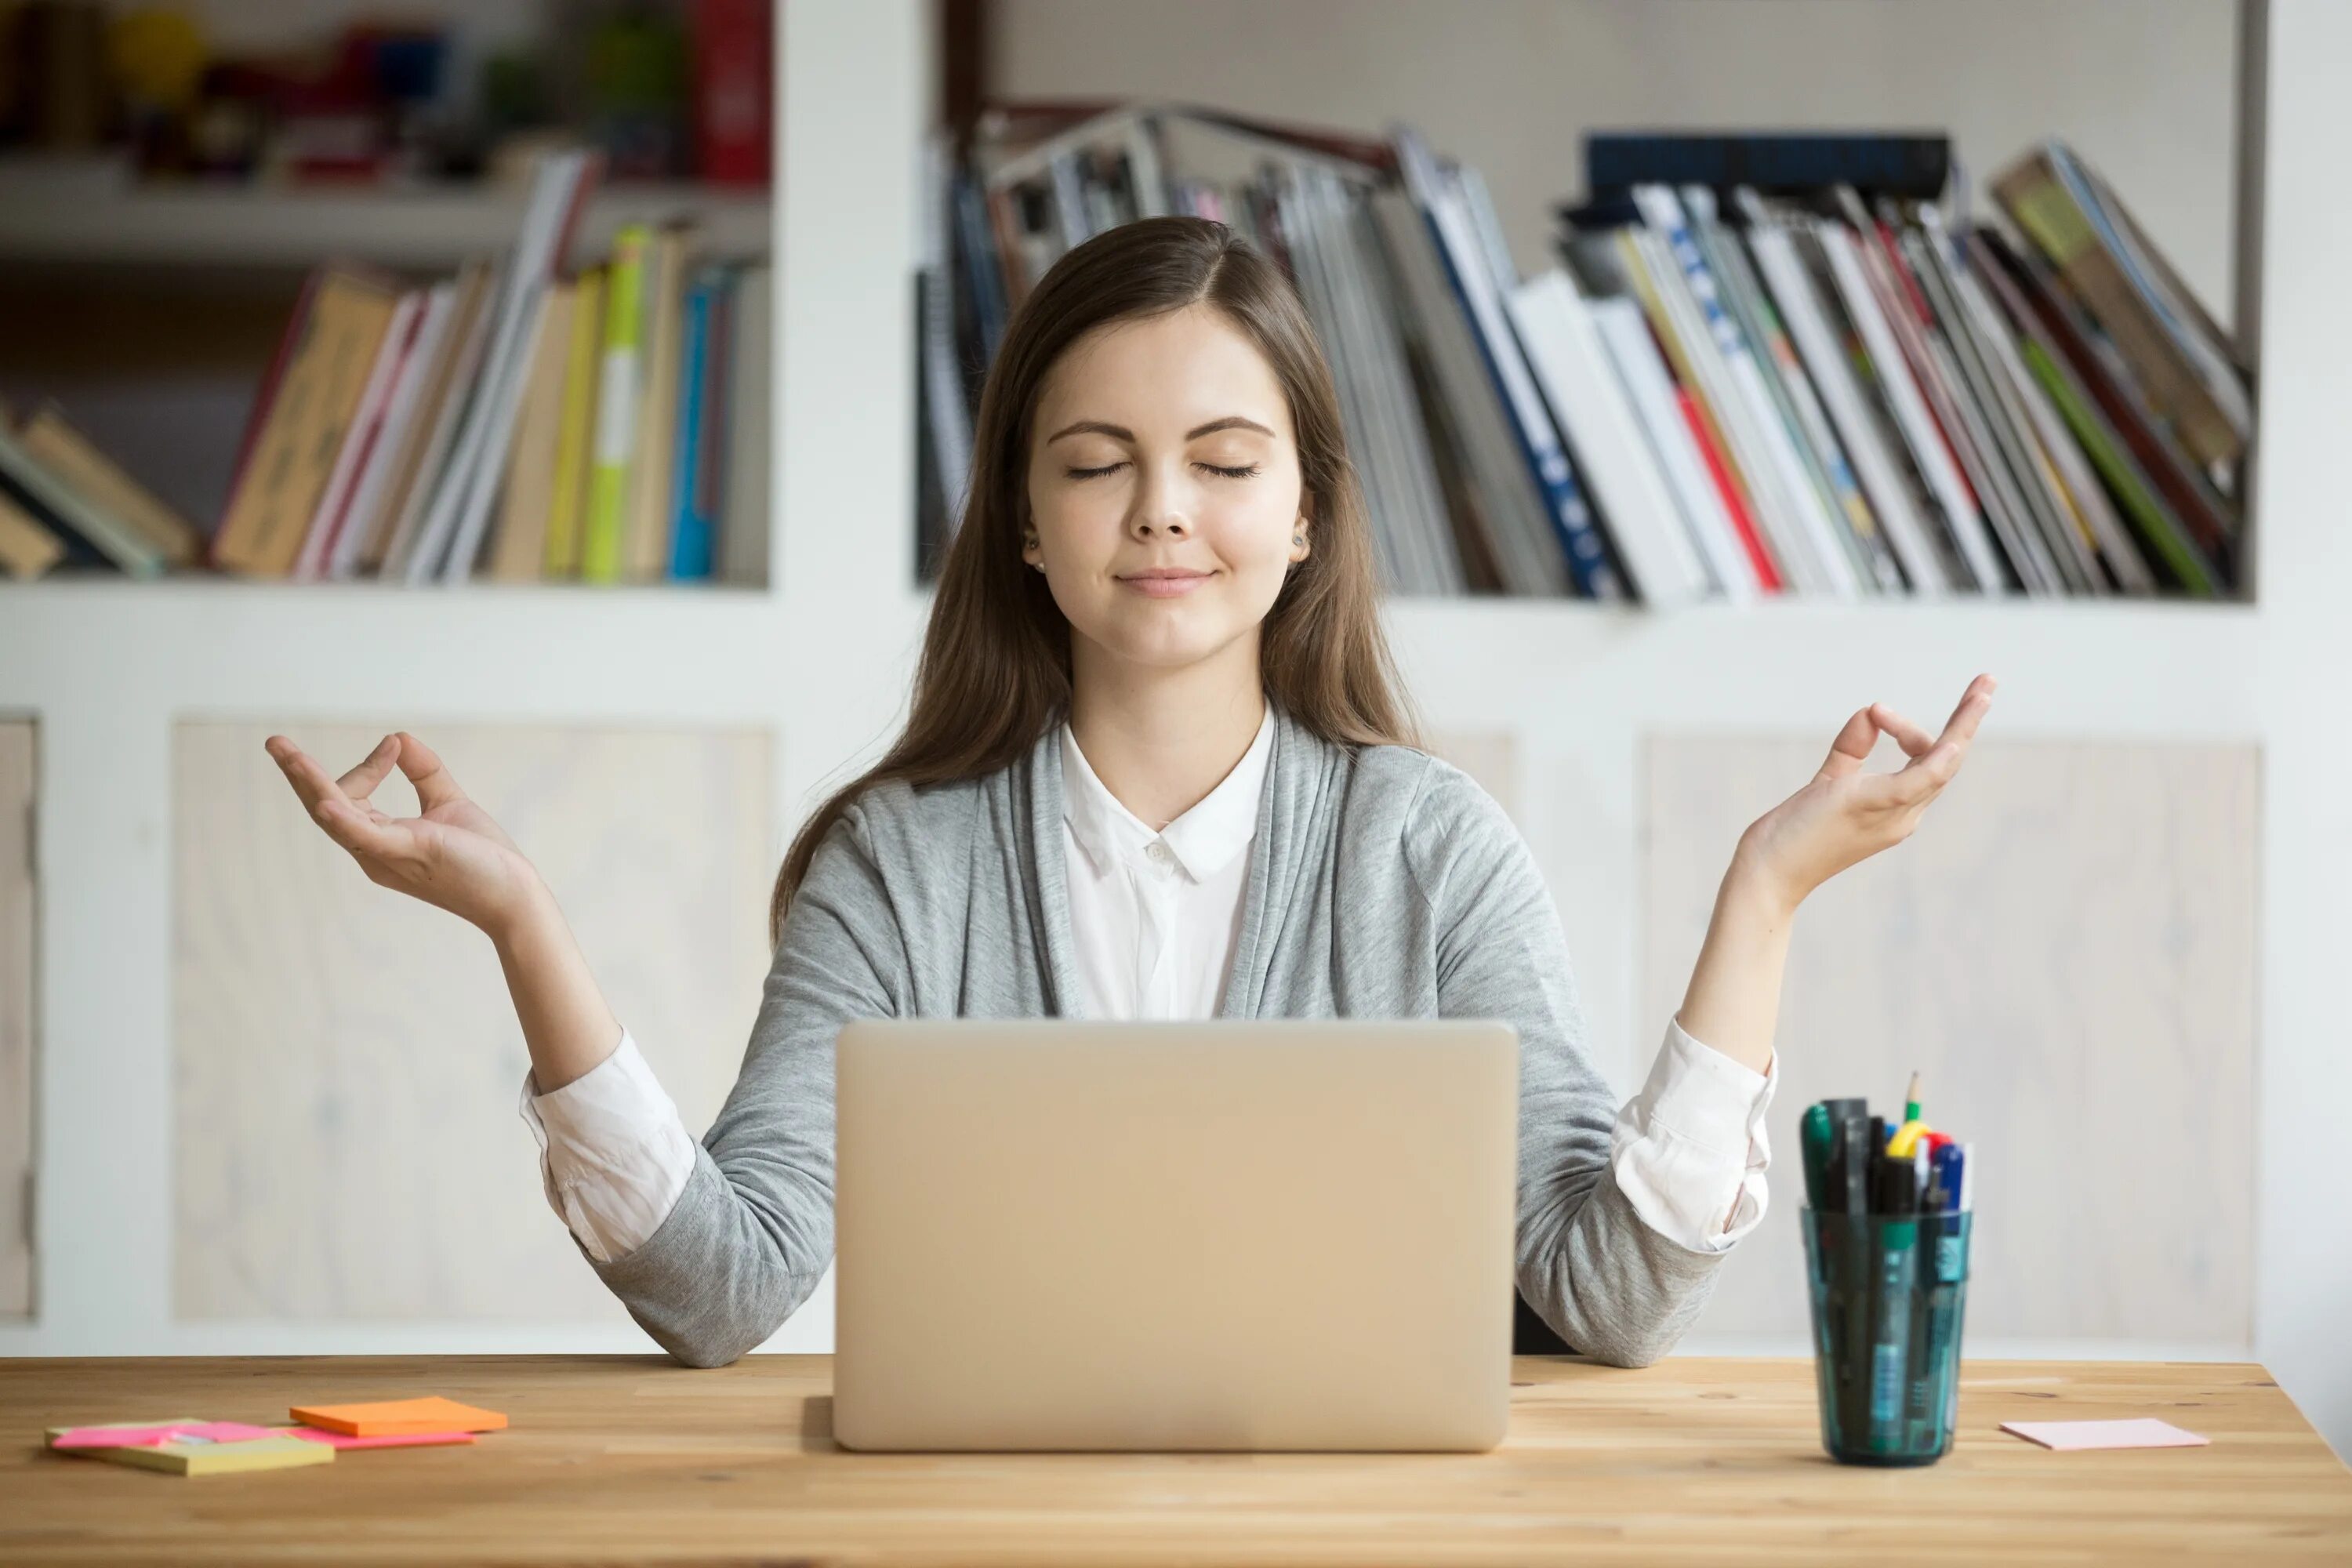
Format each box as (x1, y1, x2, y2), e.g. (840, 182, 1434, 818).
(1127, 459, 1192, 542)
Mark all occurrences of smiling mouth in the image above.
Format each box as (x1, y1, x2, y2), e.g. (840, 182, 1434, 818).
(1119, 570, 1213, 597)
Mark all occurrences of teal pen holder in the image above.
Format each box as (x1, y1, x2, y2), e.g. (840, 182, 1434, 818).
(1800, 1208, 1973, 1466)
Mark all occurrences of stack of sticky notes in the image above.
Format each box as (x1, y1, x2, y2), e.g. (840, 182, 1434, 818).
(44, 1396, 508, 1477)
(285, 1396, 506, 1446)
(45, 1419, 336, 1476)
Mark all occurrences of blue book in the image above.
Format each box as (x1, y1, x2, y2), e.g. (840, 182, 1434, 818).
(668, 270, 719, 580)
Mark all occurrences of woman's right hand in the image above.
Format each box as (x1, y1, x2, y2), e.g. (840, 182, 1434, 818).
(266, 731, 546, 939)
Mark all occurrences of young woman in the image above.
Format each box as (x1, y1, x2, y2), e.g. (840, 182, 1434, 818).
(267, 216, 1992, 1370)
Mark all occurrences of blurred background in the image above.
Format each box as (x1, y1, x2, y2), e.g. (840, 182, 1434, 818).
(1, 0, 2343, 1459)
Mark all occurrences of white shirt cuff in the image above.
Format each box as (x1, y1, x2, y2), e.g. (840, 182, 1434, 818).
(516, 1027, 698, 1265)
(1608, 1014, 1777, 1254)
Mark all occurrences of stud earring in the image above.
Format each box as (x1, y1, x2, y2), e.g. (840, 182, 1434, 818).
(1293, 534, 1305, 546)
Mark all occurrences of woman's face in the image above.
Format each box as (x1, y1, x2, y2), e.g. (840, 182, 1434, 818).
(1022, 303, 1312, 677)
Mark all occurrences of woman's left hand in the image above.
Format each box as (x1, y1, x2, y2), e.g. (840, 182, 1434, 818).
(1733, 673, 1996, 916)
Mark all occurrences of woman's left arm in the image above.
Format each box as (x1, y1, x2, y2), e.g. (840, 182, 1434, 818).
(1675, 674, 1997, 1073)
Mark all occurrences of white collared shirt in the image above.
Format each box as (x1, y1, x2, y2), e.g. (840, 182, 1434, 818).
(520, 706, 1776, 1264)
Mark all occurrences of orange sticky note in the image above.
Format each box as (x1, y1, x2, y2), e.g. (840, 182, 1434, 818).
(288, 1396, 507, 1436)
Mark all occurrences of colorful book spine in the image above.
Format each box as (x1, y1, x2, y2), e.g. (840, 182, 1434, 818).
(546, 266, 606, 579)
(668, 272, 717, 580)
(583, 225, 649, 584)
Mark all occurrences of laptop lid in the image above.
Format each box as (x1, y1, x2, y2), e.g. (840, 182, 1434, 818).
(832, 1018, 1519, 1452)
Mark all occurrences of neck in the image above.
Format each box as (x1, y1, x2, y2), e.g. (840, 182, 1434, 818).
(1066, 636, 1265, 831)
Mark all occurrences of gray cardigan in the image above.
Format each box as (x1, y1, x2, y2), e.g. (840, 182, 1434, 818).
(588, 699, 1724, 1367)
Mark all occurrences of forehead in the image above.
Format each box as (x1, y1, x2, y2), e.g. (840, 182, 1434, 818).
(1033, 304, 1294, 441)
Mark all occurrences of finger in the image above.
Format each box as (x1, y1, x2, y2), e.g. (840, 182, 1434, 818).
(394, 732, 466, 811)
(1875, 739, 1965, 808)
(267, 740, 353, 817)
(1818, 706, 1878, 781)
(1929, 673, 1997, 753)
(310, 793, 413, 861)
(336, 735, 401, 801)
(1870, 703, 1935, 758)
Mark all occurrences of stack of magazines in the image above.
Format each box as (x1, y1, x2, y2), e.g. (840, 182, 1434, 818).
(916, 107, 2249, 604)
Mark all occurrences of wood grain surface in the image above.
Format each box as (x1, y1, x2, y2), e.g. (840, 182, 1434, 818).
(2, 1355, 2345, 1566)
(1642, 737, 2258, 1345)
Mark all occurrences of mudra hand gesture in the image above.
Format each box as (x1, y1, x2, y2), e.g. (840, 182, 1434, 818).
(1677, 673, 1996, 1073)
(1740, 673, 1997, 912)
(263, 731, 544, 939)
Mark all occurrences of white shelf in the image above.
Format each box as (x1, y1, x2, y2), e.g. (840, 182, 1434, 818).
(0, 169, 771, 269)
(0, 579, 797, 722)
(0, 579, 2257, 734)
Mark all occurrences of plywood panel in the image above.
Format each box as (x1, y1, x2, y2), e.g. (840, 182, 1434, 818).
(0, 721, 34, 1319)
(174, 723, 771, 1321)
(1640, 737, 2257, 1345)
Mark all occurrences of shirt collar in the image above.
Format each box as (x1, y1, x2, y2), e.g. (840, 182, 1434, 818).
(1061, 700, 1275, 884)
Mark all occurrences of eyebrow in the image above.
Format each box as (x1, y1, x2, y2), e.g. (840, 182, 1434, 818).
(1045, 416, 1276, 444)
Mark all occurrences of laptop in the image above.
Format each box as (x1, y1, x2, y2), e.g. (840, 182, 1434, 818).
(831, 1018, 1520, 1453)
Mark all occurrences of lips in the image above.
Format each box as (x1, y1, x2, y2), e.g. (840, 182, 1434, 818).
(1119, 568, 1212, 598)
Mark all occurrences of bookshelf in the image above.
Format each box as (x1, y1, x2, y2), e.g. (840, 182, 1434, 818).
(0, 167, 771, 270)
(7, 0, 2351, 1460)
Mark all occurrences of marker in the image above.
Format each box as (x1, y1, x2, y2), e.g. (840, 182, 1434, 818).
(1801, 1105, 1835, 1209)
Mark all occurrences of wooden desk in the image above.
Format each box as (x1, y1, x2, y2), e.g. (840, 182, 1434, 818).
(4, 1356, 2347, 1566)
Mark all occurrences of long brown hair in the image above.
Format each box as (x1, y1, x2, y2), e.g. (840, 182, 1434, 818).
(769, 214, 1422, 941)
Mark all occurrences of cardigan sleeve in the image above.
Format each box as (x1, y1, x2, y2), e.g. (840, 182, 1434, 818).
(579, 800, 907, 1367)
(1406, 757, 1731, 1367)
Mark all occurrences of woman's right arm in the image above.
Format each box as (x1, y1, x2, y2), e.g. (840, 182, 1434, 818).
(267, 731, 897, 1366)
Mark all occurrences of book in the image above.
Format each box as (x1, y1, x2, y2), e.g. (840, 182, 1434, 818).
(292, 288, 426, 582)
(583, 224, 650, 583)
(624, 221, 694, 582)
(1508, 269, 1711, 606)
(212, 263, 403, 577)
(1586, 294, 1759, 601)
(0, 481, 66, 579)
(1639, 184, 1857, 597)
(1396, 125, 1621, 598)
(718, 261, 771, 586)
(331, 280, 458, 580)
(545, 266, 606, 579)
(1813, 212, 2005, 591)
(1993, 142, 2247, 476)
(488, 281, 578, 582)
(1370, 184, 1559, 595)
(372, 259, 496, 577)
(1683, 186, 1889, 593)
(1585, 132, 1952, 203)
(417, 147, 601, 583)
(15, 405, 201, 568)
(0, 416, 168, 576)
(1741, 208, 1953, 595)
(666, 267, 720, 580)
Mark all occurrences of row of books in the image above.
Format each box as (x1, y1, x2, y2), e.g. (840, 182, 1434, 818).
(916, 106, 2250, 603)
(2, 147, 771, 586)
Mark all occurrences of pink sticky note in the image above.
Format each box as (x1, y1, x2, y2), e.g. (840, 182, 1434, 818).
(52, 1421, 276, 1450)
(281, 1425, 477, 1450)
(2000, 1417, 2211, 1451)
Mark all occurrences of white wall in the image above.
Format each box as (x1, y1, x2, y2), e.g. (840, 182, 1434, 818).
(993, 0, 2244, 327)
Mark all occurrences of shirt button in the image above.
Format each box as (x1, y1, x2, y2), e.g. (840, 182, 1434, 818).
(1146, 840, 1175, 871)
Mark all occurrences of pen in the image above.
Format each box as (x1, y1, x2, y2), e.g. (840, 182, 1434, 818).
(1868, 1158, 1920, 1455)
(1801, 1104, 1835, 1210)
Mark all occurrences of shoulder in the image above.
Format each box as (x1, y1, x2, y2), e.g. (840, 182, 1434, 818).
(1334, 741, 1526, 910)
(813, 771, 986, 884)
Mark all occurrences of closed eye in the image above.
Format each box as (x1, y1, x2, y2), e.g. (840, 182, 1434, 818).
(1065, 461, 1262, 481)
